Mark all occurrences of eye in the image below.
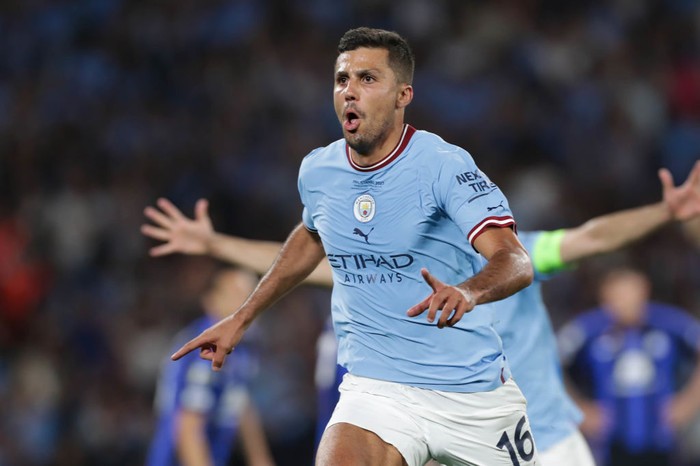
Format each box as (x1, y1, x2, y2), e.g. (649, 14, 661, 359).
(362, 75, 375, 83)
(336, 76, 348, 85)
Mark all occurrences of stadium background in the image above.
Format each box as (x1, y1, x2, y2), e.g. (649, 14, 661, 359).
(0, 0, 699, 464)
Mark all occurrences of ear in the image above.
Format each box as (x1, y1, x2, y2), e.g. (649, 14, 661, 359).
(396, 84, 413, 109)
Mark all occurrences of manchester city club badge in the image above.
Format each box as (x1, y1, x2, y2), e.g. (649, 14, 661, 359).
(353, 194, 375, 223)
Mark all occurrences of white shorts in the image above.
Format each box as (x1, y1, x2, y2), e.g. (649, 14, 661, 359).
(539, 430, 596, 466)
(327, 374, 539, 466)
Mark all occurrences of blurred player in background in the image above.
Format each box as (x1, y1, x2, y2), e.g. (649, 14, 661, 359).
(146, 267, 276, 466)
(142, 160, 700, 466)
(166, 27, 537, 466)
(558, 266, 700, 466)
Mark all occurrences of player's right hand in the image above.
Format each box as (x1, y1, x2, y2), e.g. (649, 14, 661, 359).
(406, 268, 476, 328)
(141, 197, 214, 257)
(171, 314, 244, 371)
(659, 159, 700, 221)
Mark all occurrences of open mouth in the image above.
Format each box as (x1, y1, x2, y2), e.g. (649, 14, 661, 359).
(344, 111, 360, 132)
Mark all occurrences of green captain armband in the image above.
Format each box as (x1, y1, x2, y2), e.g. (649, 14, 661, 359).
(531, 229, 570, 275)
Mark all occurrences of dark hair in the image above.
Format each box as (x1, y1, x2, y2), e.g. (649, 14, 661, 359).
(337, 27, 415, 84)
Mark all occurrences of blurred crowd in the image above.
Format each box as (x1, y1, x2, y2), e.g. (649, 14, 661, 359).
(0, 0, 699, 465)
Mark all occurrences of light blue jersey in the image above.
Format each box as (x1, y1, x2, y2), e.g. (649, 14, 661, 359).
(299, 125, 516, 392)
(312, 228, 585, 451)
(499, 231, 583, 451)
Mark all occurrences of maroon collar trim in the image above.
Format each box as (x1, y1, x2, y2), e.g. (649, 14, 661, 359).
(346, 125, 416, 172)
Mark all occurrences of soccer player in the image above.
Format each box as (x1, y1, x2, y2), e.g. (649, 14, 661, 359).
(558, 266, 700, 466)
(166, 27, 537, 466)
(146, 267, 275, 466)
(142, 160, 700, 466)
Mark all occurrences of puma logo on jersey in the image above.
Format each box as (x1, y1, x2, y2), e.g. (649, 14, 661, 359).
(353, 227, 374, 244)
(487, 201, 504, 212)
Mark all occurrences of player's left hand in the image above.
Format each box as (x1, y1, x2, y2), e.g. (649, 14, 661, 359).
(406, 268, 476, 328)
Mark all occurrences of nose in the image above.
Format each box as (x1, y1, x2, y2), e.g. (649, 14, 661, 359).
(344, 79, 358, 101)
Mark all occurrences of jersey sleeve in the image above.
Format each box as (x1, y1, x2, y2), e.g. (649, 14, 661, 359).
(298, 149, 322, 232)
(650, 305, 700, 352)
(431, 147, 515, 248)
(301, 205, 316, 232)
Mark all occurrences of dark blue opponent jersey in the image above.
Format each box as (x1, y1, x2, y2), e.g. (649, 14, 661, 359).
(558, 303, 700, 454)
(299, 125, 516, 392)
(146, 316, 257, 466)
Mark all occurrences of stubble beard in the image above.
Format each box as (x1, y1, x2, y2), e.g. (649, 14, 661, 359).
(345, 118, 394, 157)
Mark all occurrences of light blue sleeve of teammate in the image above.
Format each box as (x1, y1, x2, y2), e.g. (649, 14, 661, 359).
(431, 147, 515, 247)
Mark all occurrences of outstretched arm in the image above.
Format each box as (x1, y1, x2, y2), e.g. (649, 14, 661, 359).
(171, 224, 326, 370)
(142, 198, 334, 287)
(559, 161, 700, 264)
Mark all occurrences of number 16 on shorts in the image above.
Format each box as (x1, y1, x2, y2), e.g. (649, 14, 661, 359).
(497, 415, 537, 466)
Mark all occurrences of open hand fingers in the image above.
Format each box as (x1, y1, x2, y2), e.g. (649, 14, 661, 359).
(157, 197, 186, 221)
(423, 288, 474, 328)
(658, 168, 673, 191)
(420, 268, 443, 292)
(426, 291, 446, 324)
(144, 205, 174, 229)
(409, 269, 449, 322)
(445, 300, 470, 328)
(689, 160, 700, 188)
(149, 243, 177, 257)
(406, 295, 432, 317)
(194, 199, 210, 221)
(140, 224, 171, 241)
(437, 294, 461, 328)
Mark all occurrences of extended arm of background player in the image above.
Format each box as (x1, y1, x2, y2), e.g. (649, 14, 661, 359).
(532, 162, 700, 273)
(142, 197, 334, 287)
(201, 230, 333, 287)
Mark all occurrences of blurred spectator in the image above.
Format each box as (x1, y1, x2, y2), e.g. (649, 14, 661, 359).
(558, 267, 700, 466)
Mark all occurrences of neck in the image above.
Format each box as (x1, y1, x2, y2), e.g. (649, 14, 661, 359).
(350, 122, 406, 168)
